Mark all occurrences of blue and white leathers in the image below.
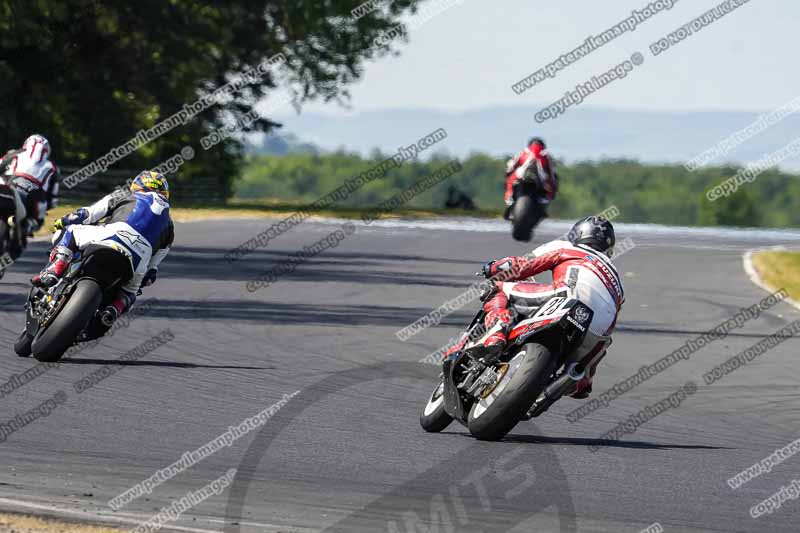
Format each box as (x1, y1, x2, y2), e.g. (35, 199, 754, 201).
(54, 191, 173, 293)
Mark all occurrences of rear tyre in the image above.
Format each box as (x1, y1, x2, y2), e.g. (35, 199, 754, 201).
(32, 279, 103, 363)
(13, 329, 33, 357)
(511, 196, 535, 242)
(420, 381, 454, 433)
(467, 343, 557, 441)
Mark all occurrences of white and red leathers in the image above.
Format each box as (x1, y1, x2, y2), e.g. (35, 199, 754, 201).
(504, 143, 557, 205)
(480, 239, 624, 395)
(0, 135, 60, 224)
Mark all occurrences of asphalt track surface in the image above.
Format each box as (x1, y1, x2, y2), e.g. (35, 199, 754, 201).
(0, 217, 798, 533)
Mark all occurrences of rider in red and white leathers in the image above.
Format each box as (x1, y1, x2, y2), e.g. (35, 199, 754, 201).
(503, 137, 557, 218)
(466, 216, 623, 399)
(0, 134, 60, 243)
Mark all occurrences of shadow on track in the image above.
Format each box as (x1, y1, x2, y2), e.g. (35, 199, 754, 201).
(616, 324, 785, 340)
(118, 299, 474, 327)
(224, 362, 578, 532)
(164, 246, 476, 286)
(60, 358, 273, 370)
(500, 434, 730, 450)
(178, 244, 479, 266)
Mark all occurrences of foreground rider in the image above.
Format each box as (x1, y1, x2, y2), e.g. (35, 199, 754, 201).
(32, 171, 173, 326)
(503, 137, 558, 220)
(449, 216, 623, 399)
(0, 134, 61, 255)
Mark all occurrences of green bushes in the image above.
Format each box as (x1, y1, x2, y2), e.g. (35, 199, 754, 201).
(236, 152, 800, 228)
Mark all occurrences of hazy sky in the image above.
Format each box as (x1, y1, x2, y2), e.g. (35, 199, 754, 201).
(284, 0, 795, 115)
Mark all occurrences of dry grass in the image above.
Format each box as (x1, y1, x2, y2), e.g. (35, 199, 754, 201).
(0, 512, 123, 533)
(34, 203, 496, 236)
(752, 251, 800, 303)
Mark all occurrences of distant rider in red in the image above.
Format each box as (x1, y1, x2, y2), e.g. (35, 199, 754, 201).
(503, 137, 558, 220)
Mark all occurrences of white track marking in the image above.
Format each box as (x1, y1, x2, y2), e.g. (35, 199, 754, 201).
(203, 517, 317, 531)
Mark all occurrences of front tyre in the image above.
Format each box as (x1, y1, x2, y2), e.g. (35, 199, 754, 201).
(467, 343, 556, 441)
(420, 381, 454, 433)
(13, 329, 33, 357)
(32, 279, 103, 363)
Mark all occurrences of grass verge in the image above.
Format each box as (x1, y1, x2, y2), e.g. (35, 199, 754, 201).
(0, 512, 123, 532)
(751, 251, 800, 302)
(36, 202, 499, 237)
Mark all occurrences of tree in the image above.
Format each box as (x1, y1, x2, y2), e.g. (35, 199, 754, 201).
(698, 187, 762, 227)
(233, 151, 799, 229)
(0, 0, 425, 200)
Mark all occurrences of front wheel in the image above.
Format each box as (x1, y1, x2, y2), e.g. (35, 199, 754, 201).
(467, 343, 557, 441)
(32, 279, 103, 363)
(420, 381, 453, 433)
(13, 329, 33, 357)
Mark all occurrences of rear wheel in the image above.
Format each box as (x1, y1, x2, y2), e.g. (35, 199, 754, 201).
(0, 219, 11, 274)
(511, 196, 535, 242)
(467, 343, 557, 441)
(0, 218, 8, 249)
(32, 279, 103, 363)
(420, 381, 454, 433)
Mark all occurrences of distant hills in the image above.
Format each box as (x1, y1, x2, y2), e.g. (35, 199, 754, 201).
(258, 105, 800, 170)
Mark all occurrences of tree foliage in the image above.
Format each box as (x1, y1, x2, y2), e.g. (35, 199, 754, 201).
(0, 0, 424, 196)
(237, 151, 800, 228)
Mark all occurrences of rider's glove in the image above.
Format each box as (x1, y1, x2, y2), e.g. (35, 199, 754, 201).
(53, 209, 88, 232)
(140, 268, 158, 288)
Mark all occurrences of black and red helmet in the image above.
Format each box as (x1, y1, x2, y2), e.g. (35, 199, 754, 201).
(568, 216, 616, 257)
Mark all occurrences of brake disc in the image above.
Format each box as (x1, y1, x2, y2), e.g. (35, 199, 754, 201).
(479, 362, 509, 399)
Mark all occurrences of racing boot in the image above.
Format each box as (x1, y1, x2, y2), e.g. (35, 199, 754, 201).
(31, 246, 73, 288)
(465, 315, 512, 362)
(442, 334, 468, 362)
(444, 321, 510, 363)
(472, 320, 509, 359)
(465, 289, 513, 359)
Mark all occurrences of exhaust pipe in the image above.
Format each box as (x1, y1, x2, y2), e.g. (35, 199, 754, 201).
(543, 363, 585, 400)
(524, 363, 585, 420)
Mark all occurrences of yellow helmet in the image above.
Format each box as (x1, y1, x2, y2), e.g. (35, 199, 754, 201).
(131, 171, 170, 200)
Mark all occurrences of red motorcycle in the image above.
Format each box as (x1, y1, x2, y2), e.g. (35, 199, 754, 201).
(420, 292, 608, 441)
(504, 162, 556, 242)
